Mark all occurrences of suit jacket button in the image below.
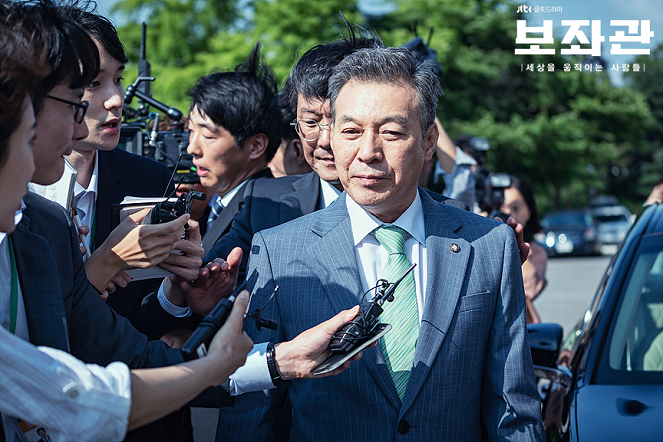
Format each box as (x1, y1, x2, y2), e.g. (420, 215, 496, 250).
(450, 243, 460, 252)
(397, 420, 410, 434)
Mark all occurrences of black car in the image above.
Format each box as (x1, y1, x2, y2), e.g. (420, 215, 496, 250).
(540, 209, 600, 257)
(530, 203, 663, 441)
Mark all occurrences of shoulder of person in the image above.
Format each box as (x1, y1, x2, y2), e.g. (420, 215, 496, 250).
(424, 188, 470, 211)
(252, 172, 311, 191)
(24, 191, 70, 222)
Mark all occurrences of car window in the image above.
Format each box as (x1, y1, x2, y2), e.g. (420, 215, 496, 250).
(596, 234, 663, 384)
(543, 212, 592, 230)
(595, 214, 629, 223)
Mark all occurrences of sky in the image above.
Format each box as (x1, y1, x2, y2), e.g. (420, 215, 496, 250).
(95, 0, 662, 86)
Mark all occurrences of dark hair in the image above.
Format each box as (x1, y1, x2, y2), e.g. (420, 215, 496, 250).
(277, 91, 297, 142)
(60, 5, 128, 64)
(189, 43, 280, 162)
(329, 46, 442, 135)
(509, 175, 542, 242)
(6, 0, 100, 114)
(282, 18, 383, 111)
(0, 2, 49, 166)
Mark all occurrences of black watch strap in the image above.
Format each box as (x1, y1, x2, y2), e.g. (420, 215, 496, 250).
(266, 342, 281, 383)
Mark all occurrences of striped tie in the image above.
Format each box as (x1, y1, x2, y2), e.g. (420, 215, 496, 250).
(372, 226, 419, 400)
(207, 197, 224, 229)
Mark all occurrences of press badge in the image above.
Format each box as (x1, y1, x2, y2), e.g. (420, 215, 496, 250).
(14, 419, 53, 442)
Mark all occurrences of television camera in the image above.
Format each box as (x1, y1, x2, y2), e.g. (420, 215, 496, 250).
(454, 136, 511, 221)
(119, 23, 189, 170)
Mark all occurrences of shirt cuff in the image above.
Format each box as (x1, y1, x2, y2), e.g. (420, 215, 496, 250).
(157, 282, 192, 318)
(227, 342, 275, 396)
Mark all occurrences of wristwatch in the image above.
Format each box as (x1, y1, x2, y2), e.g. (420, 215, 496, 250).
(266, 342, 281, 384)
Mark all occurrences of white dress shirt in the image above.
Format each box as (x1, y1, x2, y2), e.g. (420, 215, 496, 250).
(0, 326, 131, 442)
(30, 153, 99, 259)
(346, 191, 428, 323)
(435, 146, 477, 211)
(319, 178, 342, 208)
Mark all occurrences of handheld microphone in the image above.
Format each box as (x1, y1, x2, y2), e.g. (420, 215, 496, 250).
(329, 263, 416, 354)
(181, 274, 278, 361)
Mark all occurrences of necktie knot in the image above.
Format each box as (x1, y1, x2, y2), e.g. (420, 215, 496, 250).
(207, 198, 225, 228)
(372, 225, 407, 256)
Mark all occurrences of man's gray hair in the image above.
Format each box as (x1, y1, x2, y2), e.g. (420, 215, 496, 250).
(328, 46, 442, 135)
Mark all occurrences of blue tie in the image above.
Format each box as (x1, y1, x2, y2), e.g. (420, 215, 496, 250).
(207, 198, 224, 229)
(372, 226, 419, 400)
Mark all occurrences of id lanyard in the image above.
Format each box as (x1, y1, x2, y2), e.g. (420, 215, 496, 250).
(6, 236, 18, 335)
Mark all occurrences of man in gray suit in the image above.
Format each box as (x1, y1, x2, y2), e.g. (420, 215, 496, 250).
(219, 46, 545, 441)
(203, 32, 473, 286)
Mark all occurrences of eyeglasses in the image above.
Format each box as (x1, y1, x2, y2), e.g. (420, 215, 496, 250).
(40, 94, 89, 124)
(290, 119, 332, 142)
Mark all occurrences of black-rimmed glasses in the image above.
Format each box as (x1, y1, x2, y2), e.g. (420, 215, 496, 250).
(40, 94, 89, 124)
(290, 118, 332, 142)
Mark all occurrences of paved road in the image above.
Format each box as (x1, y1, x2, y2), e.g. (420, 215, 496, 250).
(191, 254, 614, 441)
(533, 254, 612, 339)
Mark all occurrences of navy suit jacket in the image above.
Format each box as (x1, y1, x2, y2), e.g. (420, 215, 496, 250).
(205, 171, 468, 283)
(96, 149, 183, 339)
(13, 193, 231, 418)
(14, 192, 185, 367)
(201, 167, 273, 254)
(216, 190, 544, 442)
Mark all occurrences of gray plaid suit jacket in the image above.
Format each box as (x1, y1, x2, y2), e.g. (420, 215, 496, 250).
(216, 188, 544, 442)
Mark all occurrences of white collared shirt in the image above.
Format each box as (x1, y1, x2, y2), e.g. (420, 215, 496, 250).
(30, 153, 99, 258)
(0, 325, 131, 442)
(346, 192, 428, 323)
(208, 177, 252, 213)
(71, 154, 100, 255)
(319, 178, 342, 208)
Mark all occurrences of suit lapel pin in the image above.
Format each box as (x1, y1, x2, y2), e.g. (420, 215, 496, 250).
(450, 243, 460, 253)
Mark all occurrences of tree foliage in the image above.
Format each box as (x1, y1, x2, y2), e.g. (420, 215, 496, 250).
(112, 0, 657, 213)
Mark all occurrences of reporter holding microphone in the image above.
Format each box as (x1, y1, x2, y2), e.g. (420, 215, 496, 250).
(0, 5, 360, 441)
(0, 17, 252, 441)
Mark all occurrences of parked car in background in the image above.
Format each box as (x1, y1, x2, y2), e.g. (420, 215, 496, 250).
(592, 205, 635, 255)
(539, 209, 600, 257)
(589, 194, 621, 209)
(529, 203, 663, 441)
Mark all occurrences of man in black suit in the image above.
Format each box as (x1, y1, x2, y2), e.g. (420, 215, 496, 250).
(189, 44, 281, 253)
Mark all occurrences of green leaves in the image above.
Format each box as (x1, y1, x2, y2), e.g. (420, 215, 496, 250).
(113, 0, 658, 211)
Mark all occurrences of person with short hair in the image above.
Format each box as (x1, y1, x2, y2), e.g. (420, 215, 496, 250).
(267, 91, 312, 178)
(226, 45, 545, 441)
(188, 45, 281, 253)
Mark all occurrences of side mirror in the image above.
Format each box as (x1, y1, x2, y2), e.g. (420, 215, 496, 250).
(528, 323, 563, 368)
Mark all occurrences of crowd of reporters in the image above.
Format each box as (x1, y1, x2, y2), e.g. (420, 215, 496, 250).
(1, 1, 545, 441)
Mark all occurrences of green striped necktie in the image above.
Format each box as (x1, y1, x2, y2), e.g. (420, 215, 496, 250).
(372, 225, 419, 401)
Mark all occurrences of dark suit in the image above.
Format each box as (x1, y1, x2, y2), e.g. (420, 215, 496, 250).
(204, 171, 468, 282)
(97, 149, 200, 441)
(217, 190, 544, 441)
(96, 149, 182, 339)
(201, 167, 273, 253)
(14, 192, 186, 366)
(14, 192, 230, 441)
